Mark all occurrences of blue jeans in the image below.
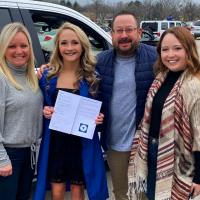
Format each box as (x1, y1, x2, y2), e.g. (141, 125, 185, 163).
(0, 147, 34, 200)
(147, 137, 158, 200)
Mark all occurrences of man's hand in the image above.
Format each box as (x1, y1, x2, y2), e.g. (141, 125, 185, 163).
(0, 164, 12, 177)
(36, 64, 49, 79)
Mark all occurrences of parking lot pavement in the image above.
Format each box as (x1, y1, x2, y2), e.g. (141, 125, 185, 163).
(31, 171, 115, 200)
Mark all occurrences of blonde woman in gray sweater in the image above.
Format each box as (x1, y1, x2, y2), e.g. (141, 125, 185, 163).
(0, 22, 43, 200)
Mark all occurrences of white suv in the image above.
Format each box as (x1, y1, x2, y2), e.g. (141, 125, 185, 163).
(140, 20, 183, 39)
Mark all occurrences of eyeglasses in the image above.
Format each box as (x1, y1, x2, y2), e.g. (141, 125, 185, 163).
(113, 27, 138, 34)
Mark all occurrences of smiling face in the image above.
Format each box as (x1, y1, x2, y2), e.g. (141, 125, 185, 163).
(111, 14, 141, 56)
(58, 29, 83, 65)
(5, 32, 30, 67)
(161, 33, 187, 72)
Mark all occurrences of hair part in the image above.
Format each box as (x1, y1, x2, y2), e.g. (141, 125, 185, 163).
(0, 22, 38, 91)
(154, 26, 200, 75)
(48, 22, 99, 96)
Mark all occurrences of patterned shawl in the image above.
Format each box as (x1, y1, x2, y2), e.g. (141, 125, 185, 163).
(128, 71, 193, 200)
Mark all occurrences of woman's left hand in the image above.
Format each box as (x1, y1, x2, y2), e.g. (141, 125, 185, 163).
(190, 183, 200, 198)
(95, 113, 104, 125)
(43, 106, 54, 119)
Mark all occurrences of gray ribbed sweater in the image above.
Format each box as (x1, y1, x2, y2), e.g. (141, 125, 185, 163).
(0, 65, 43, 167)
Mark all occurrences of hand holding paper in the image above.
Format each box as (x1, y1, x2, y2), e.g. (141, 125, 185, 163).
(95, 113, 104, 125)
(49, 90, 102, 139)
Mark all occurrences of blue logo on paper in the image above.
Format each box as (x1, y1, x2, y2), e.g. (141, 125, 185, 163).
(79, 123, 88, 133)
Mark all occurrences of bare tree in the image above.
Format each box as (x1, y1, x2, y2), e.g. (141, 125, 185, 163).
(113, 1, 126, 15)
(141, 0, 155, 20)
(137, 0, 183, 20)
(66, 0, 72, 8)
(124, 0, 143, 19)
(37, 0, 200, 22)
(181, 0, 200, 21)
(90, 0, 110, 23)
(60, 0, 65, 6)
(73, 1, 81, 12)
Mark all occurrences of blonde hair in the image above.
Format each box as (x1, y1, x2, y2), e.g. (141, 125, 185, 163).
(155, 26, 200, 75)
(0, 22, 38, 91)
(48, 22, 99, 96)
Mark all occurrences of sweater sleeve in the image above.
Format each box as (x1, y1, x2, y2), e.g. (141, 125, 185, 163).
(190, 99, 200, 183)
(190, 99, 200, 152)
(0, 75, 11, 167)
(193, 151, 200, 184)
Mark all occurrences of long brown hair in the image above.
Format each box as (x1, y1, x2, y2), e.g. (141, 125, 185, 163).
(154, 26, 200, 75)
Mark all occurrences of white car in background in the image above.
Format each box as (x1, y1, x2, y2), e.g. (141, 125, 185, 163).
(0, 0, 113, 168)
(140, 20, 183, 39)
(0, 0, 112, 65)
(188, 20, 200, 39)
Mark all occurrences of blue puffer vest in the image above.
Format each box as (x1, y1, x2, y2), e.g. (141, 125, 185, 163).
(96, 43, 157, 150)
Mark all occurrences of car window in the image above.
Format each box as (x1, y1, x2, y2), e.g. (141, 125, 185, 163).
(161, 22, 168, 30)
(0, 8, 12, 31)
(193, 21, 200, 26)
(29, 10, 106, 62)
(141, 31, 152, 41)
(181, 22, 187, 27)
(169, 22, 175, 27)
(141, 22, 158, 32)
(176, 22, 181, 27)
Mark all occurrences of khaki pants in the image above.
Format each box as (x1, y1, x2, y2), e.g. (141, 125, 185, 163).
(130, 192, 148, 200)
(107, 150, 130, 200)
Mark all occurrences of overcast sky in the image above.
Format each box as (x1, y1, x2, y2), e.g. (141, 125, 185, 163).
(71, 0, 132, 6)
(72, 0, 199, 6)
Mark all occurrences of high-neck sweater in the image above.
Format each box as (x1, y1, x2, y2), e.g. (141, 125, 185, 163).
(149, 70, 182, 139)
(0, 64, 43, 167)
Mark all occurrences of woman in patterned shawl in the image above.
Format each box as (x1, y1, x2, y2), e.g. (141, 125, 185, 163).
(128, 26, 200, 200)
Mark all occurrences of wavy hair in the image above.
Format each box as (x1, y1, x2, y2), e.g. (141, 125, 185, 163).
(48, 22, 99, 96)
(154, 26, 200, 75)
(0, 22, 38, 91)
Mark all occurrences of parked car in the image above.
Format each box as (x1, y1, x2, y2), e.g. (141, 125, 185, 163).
(185, 21, 193, 30)
(140, 20, 183, 39)
(141, 29, 158, 46)
(0, 0, 158, 65)
(0, 0, 113, 65)
(187, 20, 200, 39)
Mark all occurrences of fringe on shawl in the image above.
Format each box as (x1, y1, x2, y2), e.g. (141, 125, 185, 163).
(128, 176, 147, 200)
(128, 154, 147, 200)
(128, 128, 148, 199)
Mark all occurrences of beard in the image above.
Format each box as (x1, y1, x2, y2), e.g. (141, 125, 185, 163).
(114, 38, 139, 57)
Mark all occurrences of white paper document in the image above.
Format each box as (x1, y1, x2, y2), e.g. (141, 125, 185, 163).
(49, 90, 102, 139)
